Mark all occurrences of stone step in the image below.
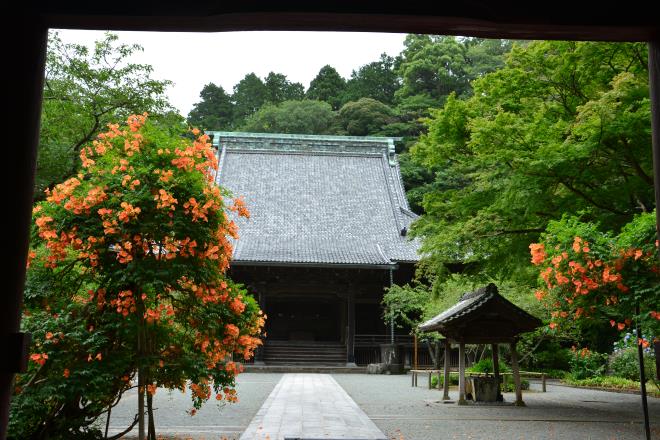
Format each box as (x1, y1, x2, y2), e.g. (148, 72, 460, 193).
(244, 365, 366, 373)
(264, 356, 346, 361)
(264, 349, 346, 355)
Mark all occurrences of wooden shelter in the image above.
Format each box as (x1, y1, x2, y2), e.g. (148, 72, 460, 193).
(418, 283, 541, 405)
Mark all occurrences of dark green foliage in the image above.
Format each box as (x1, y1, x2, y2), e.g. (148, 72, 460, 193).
(531, 341, 572, 371)
(411, 41, 651, 288)
(609, 348, 657, 382)
(264, 72, 305, 104)
(187, 83, 234, 130)
(343, 54, 400, 105)
(241, 100, 340, 135)
(431, 374, 458, 387)
(569, 349, 608, 380)
(468, 358, 511, 374)
(37, 31, 172, 199)
(382, 283, 431, 331)
(338, 98, 396, 136)
(232, 73, 268, 123)
(306, 65, 347, 110)
(503, 379, 530, 392)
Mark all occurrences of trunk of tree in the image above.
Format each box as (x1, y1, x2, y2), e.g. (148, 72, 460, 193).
(147, 392, 156, 440)
(137, 293, 146, 440)
(137, 365, 145, 440)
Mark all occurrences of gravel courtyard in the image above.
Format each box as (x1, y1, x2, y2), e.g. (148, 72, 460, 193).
(107, 372, 659, 439)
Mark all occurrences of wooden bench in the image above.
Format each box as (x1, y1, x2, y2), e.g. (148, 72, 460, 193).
(410, 369, 444, 389)
(410, 369, 547, 392)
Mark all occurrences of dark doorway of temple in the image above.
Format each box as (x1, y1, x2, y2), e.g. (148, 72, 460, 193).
(266, 298, 341, 342)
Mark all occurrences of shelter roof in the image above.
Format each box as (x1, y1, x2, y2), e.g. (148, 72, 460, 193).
(214, 132, 420, 267)
(418, 283, 542, 343)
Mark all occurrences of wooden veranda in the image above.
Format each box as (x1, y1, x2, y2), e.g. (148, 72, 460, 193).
(419, 283, 542, 405)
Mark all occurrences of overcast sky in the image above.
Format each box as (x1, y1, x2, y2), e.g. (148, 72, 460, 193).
(54, 30, 407, 116)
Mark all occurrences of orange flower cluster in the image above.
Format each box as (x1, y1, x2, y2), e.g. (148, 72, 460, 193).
(230, 197, 250, 219)
(144, 303, 175, 325)
(216, 387, 238, 403)
(30, 353, 48, 366)
(154, 189, 178, 211)
(111, 290, 136, 316)
(153, 168, 174, 183)
(170, 131, 218, 176)
(530, 233, 658, 333)
(183, 197, 219, 222)
(190, 380, 211, 401)
(229, 296, 246, 315)
(571, 345, 591, 358)
(529, 243, 546, 265)
(118, 201, 141, 223)
(116, 241, 134, 264)
(63, 186, 108, 215)
(45, 177, 81, 205)
(87, 352, 103, 362)
(147, 383, 157, 396)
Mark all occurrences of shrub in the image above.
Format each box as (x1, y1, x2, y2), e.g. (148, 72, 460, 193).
(502, 379, 530, 392)
(569, 347, 608, 380)
(609, 347, 657, 381)
(431, 374, 459, 388)
(468, 358, 511, 374)
(533, 344, 572, 371)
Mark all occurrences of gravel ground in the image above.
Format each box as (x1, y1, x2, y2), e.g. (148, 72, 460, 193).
(105, 372, 659, 439)
(103, 373, 283, 440)
(334, 374, 660, 440)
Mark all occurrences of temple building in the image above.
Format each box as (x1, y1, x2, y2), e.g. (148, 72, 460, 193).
(212, 132, 420, 366)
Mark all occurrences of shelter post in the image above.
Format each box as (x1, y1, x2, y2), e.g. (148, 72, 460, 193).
(458, 342, 466, 404)
(443, 339, 450, 400)
(510, 340, 524, 406)
(346, 291, 355, 366)
(491, 343, 501, 400)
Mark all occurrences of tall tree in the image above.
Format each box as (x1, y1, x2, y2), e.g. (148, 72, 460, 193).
(12, 115, 264, 439)
(412, 41, 651, 284)
(37, 31, 172, 200)
(187, 83, 234, 131)
(306, 65, 346, 110)
(338, 98, 396, 136)
(232, 73, 268, 125)
(343, 54, 400, 105)
(264, 72, 305, 104)
(241, 100, 340, 135)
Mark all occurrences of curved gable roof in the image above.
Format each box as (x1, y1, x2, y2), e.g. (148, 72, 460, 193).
(214, 132, 420, 267)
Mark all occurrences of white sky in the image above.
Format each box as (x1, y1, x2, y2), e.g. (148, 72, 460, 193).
(54, 30, 407, 116)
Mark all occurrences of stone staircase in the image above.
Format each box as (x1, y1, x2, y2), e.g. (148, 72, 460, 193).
(263, 340, 347, 366)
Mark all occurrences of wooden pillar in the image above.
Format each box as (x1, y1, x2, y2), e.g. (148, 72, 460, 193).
(1, 25, 48, 439)
(648, 40, 660, 440)
(413, 333, 418, 370)
(442, 339, 450, 400)
(491, 343, 501, 400)
(346, 292, 355, 365)
(651, 41, 660, 246)
(458, 342, 466, 404)
(510, 340, 524, 406)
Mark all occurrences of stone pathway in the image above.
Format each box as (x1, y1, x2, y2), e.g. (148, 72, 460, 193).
(239, 373, 387, 440)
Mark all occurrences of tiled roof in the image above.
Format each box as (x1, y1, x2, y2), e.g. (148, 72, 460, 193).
(418, 283, 542, 334)
(214, 132, 420, 266)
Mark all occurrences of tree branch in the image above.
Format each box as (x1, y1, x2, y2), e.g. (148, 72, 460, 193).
(476, 227, 545, 238)
(560, 180, 628, 215)
(105, 414, 139, 440)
